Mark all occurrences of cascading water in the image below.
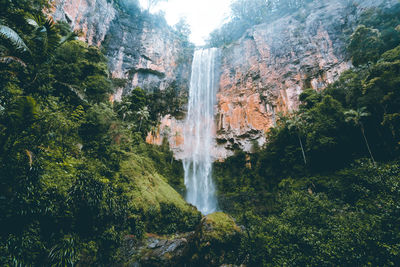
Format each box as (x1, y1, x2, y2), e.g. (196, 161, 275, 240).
(183, 48, 220, 215)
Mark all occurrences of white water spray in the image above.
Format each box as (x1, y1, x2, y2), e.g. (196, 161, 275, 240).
(183, 48, 220, 215)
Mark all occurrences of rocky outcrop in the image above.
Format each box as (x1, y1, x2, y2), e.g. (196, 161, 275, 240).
(215, 0, 397, 156)
(125, 212, 242, 266)
(146, 115, 185, 155)
(104, 11, 193, 98)
(50, 0, 116, 46)
(49, 0, 193, 98)
(126, 233, 193, 266)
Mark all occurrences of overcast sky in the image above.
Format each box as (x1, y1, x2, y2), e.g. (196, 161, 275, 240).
(139, 0, 233, 45)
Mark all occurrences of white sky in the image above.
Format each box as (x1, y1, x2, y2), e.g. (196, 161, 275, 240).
(139, 0, 233, 46)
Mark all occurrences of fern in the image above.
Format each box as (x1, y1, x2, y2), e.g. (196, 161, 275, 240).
(26, 18, 39, 28)
(0, 56, 27, 67)
(0, 25, 30, 53)
(60, 31, 78, 45)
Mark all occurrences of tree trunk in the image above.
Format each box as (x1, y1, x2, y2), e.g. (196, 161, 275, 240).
(360, 123, 376, 166)
(297, 132, 307, 165)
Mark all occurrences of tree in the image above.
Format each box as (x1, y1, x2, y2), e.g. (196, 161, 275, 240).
(48, 236, 79, 267)
(145, 0, 168, 12)
(115, 98, 133, 121)
(271, 0, 314, 13)
(299, 88, 322, 109)
(52, 40, 111, 102)
(83, 75, 113, 103)
(0, 16, 77, 96)
(231, 0, 270, 27)
(348, 25, 384, 66)
(174, 17, 191, 43)
(287, 112, 308, 165)
(0, 16, 75, 65)
(137, 106, 150, 132)
(0, 24, 30, 66)
(344, 107, 375, 165)
(128, 87, 147, 112)
(0, 96, 38, 146)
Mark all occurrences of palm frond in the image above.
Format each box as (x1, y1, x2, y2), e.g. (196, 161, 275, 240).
(0, 25, 30, 53)
(60, 31, 78, 44)
(25, 14, 44, 29)
(33, 25, 49, 54)
(0, 56, 27, 67)
(27, 16, 60, 59)
(43, 18, 60, 51)
(358, 107, 370, 118)
(26, 18, 39, 28)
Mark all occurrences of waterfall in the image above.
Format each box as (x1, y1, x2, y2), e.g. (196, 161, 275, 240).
(183, 48, 220, 215)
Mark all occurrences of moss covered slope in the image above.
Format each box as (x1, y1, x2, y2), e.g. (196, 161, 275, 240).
(117, 152, 201, 235)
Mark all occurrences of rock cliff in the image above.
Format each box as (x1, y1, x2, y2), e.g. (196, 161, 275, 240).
(147, 0, 397, 159)
(50, 0, 397, 159)
(215, 0, 397, 156)
(49, 0, 192, 99)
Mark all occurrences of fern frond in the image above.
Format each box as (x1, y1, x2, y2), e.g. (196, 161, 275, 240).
(0, 25, 30, 53)
(44, 18, 60, 52)
(25, 13, 44, 29)
(0, 56, 27, 67)
(26, 18, 39, 28)
(60, 31, 78, 44)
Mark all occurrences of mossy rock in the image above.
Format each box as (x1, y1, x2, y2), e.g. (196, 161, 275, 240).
(128, 232, 194, 267)
(126, 213, 243, 266)
(201, 212, 241, 242)
(118, 152, 188, 211)
(117, 152, 201, 234)
(189, 212, 243, 266)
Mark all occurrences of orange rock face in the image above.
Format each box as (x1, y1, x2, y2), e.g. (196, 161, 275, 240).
(146, 115, 186, 157)
(51, 0, 395, 160)
(214, 0, 357, 155)
(217, 91, 273, 136)
(148, 0, 358, 159)
(214, 0, 397, 156)
(50, 0, 115, 46)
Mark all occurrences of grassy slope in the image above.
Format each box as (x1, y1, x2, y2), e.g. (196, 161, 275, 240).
(118, 152, 192, 213)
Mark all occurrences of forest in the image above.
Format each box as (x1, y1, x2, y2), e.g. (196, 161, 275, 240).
(1, 0, 400, 266)
(0, 0, 199, 265)
(214, 1, 400, 265)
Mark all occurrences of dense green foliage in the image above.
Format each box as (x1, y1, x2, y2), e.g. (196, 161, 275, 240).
(230, 161, 400, 266)
(348, 3, 400, 66)
(1, 0, 400, 265)
(0, 1, 198, 265)
(214, 5, 400, 266)
(188, 212, 243, 266)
